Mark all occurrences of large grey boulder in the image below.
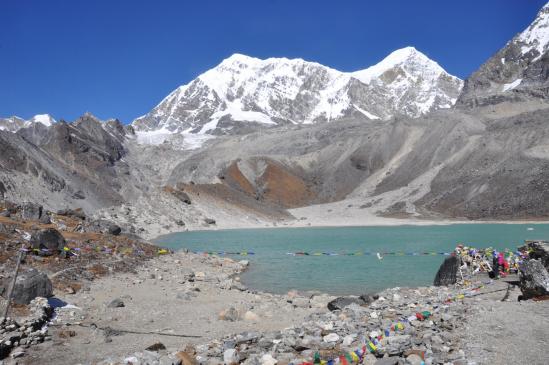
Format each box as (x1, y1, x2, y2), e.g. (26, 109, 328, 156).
(29, 228, 66, 252)
(2, 268, 53, 304)
(433, 256, 459, 286)
(20, 202, 42, 220)
(519, 259, 549, 299)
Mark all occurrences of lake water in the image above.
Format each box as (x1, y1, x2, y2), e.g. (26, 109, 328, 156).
(154, 224, 549, 295)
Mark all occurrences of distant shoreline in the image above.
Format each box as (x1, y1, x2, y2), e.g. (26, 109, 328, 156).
(151, 218, 549, 241)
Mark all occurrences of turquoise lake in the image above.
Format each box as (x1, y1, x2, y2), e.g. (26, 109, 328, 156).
(155, 224, 549, 295)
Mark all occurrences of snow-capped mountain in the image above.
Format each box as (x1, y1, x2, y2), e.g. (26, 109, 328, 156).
(0, 114, 56, 133)
(459, 2, 549, 105)
(132, 47, 463, 140)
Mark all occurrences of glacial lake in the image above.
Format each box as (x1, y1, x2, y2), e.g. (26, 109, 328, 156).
(154, 224, 549, 295)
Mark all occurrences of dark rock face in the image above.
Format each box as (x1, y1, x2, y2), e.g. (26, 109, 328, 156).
(433, 256, 459, 286)
(204, 218, 216, 225)
(20, 202, 43, 220)
(327, 296, 370, 311)
(519, 259, 549, 299)
(457, 5, 549, 107)
(2, 268, 53, 304)
(30, 228, 66, 252)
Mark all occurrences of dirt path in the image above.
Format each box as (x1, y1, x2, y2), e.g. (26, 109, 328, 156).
(462, 277, 549, 365)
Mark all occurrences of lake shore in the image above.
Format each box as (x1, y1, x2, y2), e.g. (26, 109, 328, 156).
(151, 216, 549, 241)
(21, 250, 549, 365)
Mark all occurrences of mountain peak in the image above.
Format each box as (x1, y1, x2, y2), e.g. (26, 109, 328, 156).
(28, 114, 56, 127)
(132, 47, 462, 142)
(221, 53, 260, 65)
(351, 46, 448, 84)
(516, 1, 549, 60)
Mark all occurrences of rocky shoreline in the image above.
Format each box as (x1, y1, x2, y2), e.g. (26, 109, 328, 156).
(14, 249, 547, 365)
(0, 201, 548, 364)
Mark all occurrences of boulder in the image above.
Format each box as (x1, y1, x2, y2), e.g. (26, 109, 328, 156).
(107, 298, 125, 308)
(433, 256, 459, 286)
(20, 202, 42, 220)
(385, 334, 411, 356)
(327, 296, 368, 311)
(173, 191, 192, 205)
(204, 218, 216, 225)
(518, 259, 549, 299)
(39, 214, 51, 225)
(29, 228, 66, 252)
(146, 342, 166, 351)
(219, 307, 239, 321)
(520, 241, 549, 270)
(84, 219, 122, 236)
(2, 268, 53, 304)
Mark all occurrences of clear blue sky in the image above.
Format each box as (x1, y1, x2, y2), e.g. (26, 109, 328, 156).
(1, 0, 546, 123)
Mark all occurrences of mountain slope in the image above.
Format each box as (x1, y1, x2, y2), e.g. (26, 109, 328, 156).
(458, 3, 549, 106)
(132, 47, 462, 140)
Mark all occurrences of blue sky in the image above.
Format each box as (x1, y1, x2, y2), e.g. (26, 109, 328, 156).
(1, 0, 546, 122)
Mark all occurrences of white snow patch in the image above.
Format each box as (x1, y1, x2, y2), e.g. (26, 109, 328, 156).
(135, 128, 175, 145)
(31, 114, 56, 126)
(135, 128, 215, 150)
(502, 78, 522, 92)
(352, 104, 380, 120)
(209, 101, 276, 126)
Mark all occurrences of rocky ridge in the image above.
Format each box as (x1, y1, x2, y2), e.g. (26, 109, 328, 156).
(458, 3, 549, 106)
(0, 114, 56, 133)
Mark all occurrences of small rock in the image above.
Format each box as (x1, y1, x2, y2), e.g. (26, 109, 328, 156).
(219, 307, 239, 322)
(11, 349, 25, 359)
(243, 311, 259, 322)
(323, 333, 340, 343)
(223, 349, 239, 364)
(58, 330, 76, 338)
(260, 354, 277, 365)
(107, 298, 125, 308)
(342, 334, 357, 346)
(176, 351, 198, 365)
(406, 354, 423, 365)
(146, 342, 167, 351)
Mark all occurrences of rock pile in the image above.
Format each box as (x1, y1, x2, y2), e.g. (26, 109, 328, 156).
(0, 297, 52, 360)
(108, 284, 473, 365)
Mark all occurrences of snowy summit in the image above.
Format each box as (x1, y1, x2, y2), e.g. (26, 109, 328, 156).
(132, 47, 463, 142)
